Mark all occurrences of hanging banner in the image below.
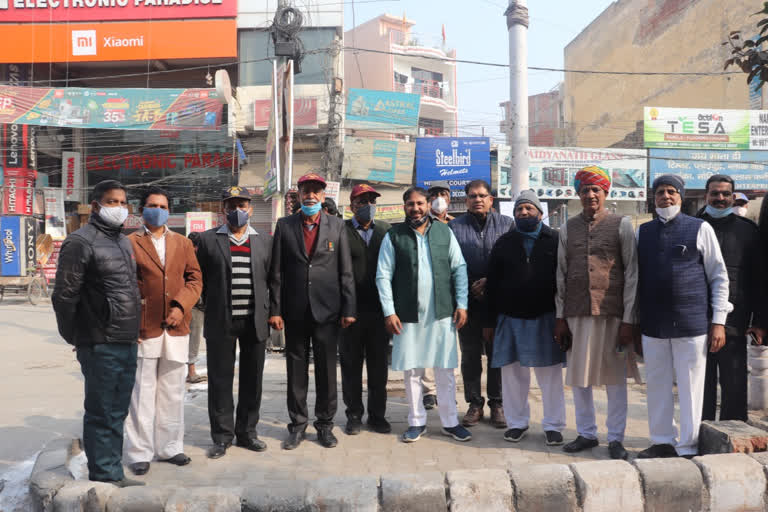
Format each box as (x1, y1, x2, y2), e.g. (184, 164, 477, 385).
(62, 151, 82, 202)
(498, 147, 647, 201)
(343, 204, 405, 223)
(345, 88, 421, 135)
(325, 181, 340, 204)
(253, 98, 318, 130)
(342, 136, 415, 184)
(2, 64, 37, 174)
(649, 149, 768, 190)
(264, 61, 281, 199)
(44, 188, 66, 240)
(644, 107, 751, 150)
(0, 86, 223, 131)
(415, 137, 491, 202)
(3, 168, 35, 215)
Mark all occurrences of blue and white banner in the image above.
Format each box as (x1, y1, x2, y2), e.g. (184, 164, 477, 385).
(415, 137, 491, 201)
(649, 149, 768, 190)
(345, 88, 421, 135)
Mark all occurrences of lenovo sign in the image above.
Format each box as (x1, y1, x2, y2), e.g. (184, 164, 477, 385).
(0, 0, 235, 22)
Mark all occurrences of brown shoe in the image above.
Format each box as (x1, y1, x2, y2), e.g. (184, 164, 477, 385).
(462, 404, 484, 427)
(490, 405, 506, 429)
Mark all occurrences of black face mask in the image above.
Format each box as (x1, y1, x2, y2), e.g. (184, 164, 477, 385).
(406, 215, 429, 229)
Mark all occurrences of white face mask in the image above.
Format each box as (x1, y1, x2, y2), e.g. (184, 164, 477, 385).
(735, 206, 748, 217)
(431, 196, 448, 215)
(655, 204, 681, 223)
(98, 204, 129, 227)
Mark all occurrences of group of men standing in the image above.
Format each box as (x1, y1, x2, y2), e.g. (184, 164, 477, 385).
(52, 164, 764, 485)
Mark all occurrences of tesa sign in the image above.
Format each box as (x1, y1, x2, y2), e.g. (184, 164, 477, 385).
(0, 0, 235, 22)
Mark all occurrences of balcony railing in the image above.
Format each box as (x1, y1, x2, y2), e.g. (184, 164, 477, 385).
(394, 80, 444, 100)
(419, 126, 443, 137)
(390, 30, 452, 54)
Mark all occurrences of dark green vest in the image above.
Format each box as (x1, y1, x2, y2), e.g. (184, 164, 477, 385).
(388, 220, 456, 323)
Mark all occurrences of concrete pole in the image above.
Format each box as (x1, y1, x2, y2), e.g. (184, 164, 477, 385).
(505, 0, 530, 200)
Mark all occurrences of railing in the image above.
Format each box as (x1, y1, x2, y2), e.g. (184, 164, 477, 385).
(390, 30, 450, 53)
(420, 126, 443, 136)
(393, 80, 444, 100)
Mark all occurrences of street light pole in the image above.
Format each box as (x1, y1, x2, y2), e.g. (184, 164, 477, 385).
(505, 0, 530, 200)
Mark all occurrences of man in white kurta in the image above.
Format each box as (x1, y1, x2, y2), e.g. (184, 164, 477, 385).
(376, 186, 471, 443)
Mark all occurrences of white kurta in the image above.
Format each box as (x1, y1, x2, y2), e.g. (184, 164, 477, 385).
(376, 225, 468, 371)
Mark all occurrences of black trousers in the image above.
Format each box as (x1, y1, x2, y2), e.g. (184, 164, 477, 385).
(76, 343, 137, 482)
(703, 334, 748, 421)
(205, 316, 266, 444)
(285, 311, 340, 433)
(339, 311, 389, 423)
(459, 314, 502, 408)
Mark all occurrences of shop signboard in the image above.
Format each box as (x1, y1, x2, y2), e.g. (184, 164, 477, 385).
(44, 188, 66, 240)
(2, 64, 37, 175)
(0, 20, 237, 63)
(62, 151, 82, 202)
(253, 97, 318, 130)
(185, 212, 216, 234)
(644, 106, 752, 150)
(343, 204, 404, 223)
(3, 168, 36, 215)
(1, 215, 36, 277)
(0, 0, 236, 22)
(345, 88, 421, 135)
(415, 137, 490, 202)
(498, 146, 647, 201)
(0, 86, 223, 131)
(342, 136, 415, 184)
(649, 149, 768, 190)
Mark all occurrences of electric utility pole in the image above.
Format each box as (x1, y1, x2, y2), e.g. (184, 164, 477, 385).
(506, 0, 530, 199)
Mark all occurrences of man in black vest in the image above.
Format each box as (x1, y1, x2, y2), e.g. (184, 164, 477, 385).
(269, 173, 356, 450)
(196, 186, 273, 459)
(637, 175, 731, 459)
(340, 184, 392, 435)
(697, 175, 765, 422)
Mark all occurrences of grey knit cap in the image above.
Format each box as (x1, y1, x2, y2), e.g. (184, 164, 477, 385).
(514, 189, 543, 214)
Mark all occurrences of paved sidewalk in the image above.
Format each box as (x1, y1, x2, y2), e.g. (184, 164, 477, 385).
(0, 299, 657, 493)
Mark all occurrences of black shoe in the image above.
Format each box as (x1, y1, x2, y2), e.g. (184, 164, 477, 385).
(317, 428, 338, 448)
(128, 462, 150, 476)
(158, 453, 191, 466)
(563, 435, 599, 453)
(207, 442, 231, 459)
(367, 418, 392, 434)
(345, 417, 363, 436)
(637, 443, 678, 459)
(681, 453, 696, 460)
(545, 431, 564, 446)
(503, 427, 528, 442)
(282, 430, 305, 450)
(423, 394, 437, 410)
(236, 437, 267, 452)
(111, 477, 146, 488)
(608, 441, 628, 460)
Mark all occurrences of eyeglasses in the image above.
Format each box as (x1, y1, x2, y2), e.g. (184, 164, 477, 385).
(467, 194, 489, 200)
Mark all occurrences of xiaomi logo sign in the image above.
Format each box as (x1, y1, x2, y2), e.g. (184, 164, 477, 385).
(72, 30, 96, 56)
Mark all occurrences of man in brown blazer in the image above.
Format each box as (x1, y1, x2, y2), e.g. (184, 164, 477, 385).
(123, 187, 202, 476)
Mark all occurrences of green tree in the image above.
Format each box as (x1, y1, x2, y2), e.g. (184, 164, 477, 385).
(724, 2, 768, 89)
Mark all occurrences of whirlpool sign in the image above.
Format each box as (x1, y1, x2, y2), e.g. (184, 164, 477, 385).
(415, 137, 491, 201)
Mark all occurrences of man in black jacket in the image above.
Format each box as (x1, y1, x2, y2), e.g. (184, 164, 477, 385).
(196, 186, 273, 459)
(340, 184, 391, 435)
(53, 180, 144, 487)
(484, 190, 565, 446)
(698, 175, 766, 421)
(268, 173, 356, 450)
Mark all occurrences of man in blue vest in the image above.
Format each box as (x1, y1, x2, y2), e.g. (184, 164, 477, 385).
(637, 174, 731, 459)
(449, 179, 514, 428)
(376, 186, 472, 443)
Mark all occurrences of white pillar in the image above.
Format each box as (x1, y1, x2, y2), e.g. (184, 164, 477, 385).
(748, 345, 768, 410)
(506, 0, 530, 200)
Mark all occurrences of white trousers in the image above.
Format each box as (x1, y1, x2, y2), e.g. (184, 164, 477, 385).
(405, 368, 459, 428)
(502, 362, 566, 432)
(572, 356, 628, 443)
(123, 357, 187, 464)
(642, 334, 708, 456)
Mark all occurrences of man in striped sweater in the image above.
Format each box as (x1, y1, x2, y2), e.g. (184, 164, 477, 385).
(196, 186, 273, 459)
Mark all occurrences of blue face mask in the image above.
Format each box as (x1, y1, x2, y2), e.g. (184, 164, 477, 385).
(705, 205, 733, 219)
(226, 208, 250, 228)
(142, 207, 169, 227)
(515, 216, 540, 232)
(301, 202, 322, 216)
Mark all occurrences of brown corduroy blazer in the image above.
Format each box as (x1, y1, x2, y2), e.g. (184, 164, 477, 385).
(128, 229, 202, 339)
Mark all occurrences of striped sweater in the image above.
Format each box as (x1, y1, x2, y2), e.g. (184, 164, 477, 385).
(230, 239, 255, 317)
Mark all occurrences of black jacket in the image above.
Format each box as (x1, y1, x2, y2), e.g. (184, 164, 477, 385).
(269, 212, 356, 324)
(344, 219, 390, 314)
(485, 225, 559, 324)
(52, 214, 141, 346)
(699, 212, 765, 332)
(196, 226, 272, 342)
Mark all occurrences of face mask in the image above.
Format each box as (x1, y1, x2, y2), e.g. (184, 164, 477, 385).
(515, 216, 540, 232)
(431, 197, 448, 215)
(226, 208, 250, 228)
(705, 205, 733, 219)
(301, 202, 322, 216)
(406, 215, 429, 229)
(735, 206, 748, 217)
(655, 204, 681, 222)
(142, 207, 169, 227)
(98, 204, 129, 227)
(355, 204, 376, 223)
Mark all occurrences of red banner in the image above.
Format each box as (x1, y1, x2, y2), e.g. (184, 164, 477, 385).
(253, 98, 318, 130)
(0, 0, 236, 23)
(3, 168, 36, 215)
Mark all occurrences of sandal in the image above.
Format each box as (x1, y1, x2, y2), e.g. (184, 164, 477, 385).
(186, 374, 207, 384)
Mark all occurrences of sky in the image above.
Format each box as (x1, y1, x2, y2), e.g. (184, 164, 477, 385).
(343, 0, 617, 143)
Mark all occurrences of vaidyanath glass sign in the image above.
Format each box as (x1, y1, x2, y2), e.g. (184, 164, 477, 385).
(415, 137, 491, 201)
